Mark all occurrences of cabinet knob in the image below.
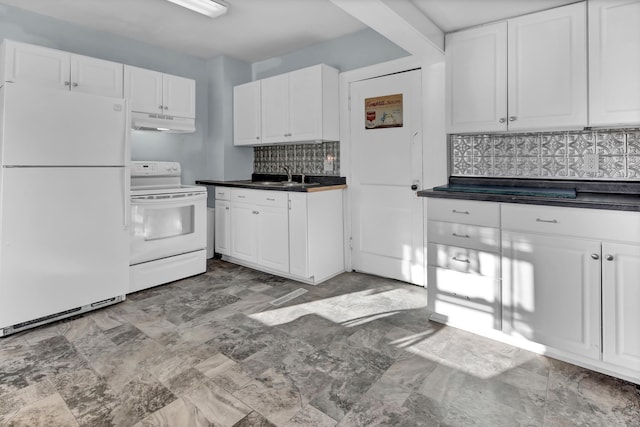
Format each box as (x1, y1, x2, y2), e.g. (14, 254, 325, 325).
(159, 105, 163, 110)
(72, 82, 78, 87)
(64, 81, 71, 86)
(606, 254, 614, 261)
(256, 136, 260, 139)
(591, 254, 599, 260)
(509, 116, 517, 122)
(499, 118, 506, 123)
(164, 106, 168, 110)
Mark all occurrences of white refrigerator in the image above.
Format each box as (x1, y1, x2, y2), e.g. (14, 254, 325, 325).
(0, 83, 130, 336)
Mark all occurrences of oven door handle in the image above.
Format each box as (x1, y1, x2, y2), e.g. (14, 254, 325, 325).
(131, 193, 207, 204)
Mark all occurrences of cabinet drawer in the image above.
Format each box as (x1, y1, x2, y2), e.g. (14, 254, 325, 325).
(231, 188, 258, 204)
(428, 243, 500, 278)
(427, 220, 500, 252)
(255, 191, 288, 208)
(428, 266, 501, 330)
(214, 187, 231, 201)
(427, 198, 500, 227)
(501, 204, 640, 242)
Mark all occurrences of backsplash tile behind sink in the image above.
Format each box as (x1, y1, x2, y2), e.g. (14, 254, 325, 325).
(451, 129, 640, 180)
(254, 141, 340, 176)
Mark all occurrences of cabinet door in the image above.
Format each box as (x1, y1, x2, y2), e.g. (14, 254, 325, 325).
(261, 73, 290, 144)
(124, 65, 163, 115)
(602, 242, 640, 372)
(230, 202, 258, 263)
(214, 200, 231, 256)
(289, 193, 309, 278)
(502, 232, 601, 359)
(289, 66, 323, 142)
(446, 22, 508, 133)
(233, 81, 261, 146)
(507, 2, 587, 130)
(257, 206, 289, 273)
(163, 73, 196, 118)
(589, 0, 640, 126)
(3, 40, 70, 90)
(70, 55, 123, 98)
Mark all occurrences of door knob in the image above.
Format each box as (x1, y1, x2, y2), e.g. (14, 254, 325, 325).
(411, 184, 418, 191)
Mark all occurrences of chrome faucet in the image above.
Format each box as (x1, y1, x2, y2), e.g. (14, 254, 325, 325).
(283, 166, 292, 182)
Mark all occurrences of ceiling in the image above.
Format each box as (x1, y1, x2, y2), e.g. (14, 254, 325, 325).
(0, 0, 579, 62)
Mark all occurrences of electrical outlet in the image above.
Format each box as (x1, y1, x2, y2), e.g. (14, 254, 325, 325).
(583, 154, 599, 173)
(323, 159, 334, 173)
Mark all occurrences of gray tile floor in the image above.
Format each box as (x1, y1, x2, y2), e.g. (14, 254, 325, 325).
(1, 259, 639, 426)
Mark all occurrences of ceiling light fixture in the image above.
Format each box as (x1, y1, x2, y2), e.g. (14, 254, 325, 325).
(166, 0, 229, 18)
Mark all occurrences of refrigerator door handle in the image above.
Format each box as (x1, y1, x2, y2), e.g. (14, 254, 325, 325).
(123, 167, 130, 230)
(124, 100, 131, 167)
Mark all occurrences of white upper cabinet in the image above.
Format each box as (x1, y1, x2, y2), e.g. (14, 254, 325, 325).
(124, 65, 195, 119)
(260, 64, 339, 145)
(446, 2, 587, 133)
(589, 0, 640, 126)
(2, 40, 123, 98)
(507, 2, 587, 131)
(446, 22, 508, 133)
(233, 80, 261, 146)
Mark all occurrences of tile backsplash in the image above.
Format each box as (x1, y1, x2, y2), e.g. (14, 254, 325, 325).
(254, 142, 340, 176)
(451, 129, 640, 180)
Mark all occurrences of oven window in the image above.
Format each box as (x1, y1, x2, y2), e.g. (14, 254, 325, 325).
(140, 205, 194, 241)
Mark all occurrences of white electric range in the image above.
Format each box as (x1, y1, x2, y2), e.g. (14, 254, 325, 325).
(129, 161, 207, 293)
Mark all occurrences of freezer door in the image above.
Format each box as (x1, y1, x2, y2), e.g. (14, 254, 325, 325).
(0, 167, 129, 328)
(1, 84, 128, 166)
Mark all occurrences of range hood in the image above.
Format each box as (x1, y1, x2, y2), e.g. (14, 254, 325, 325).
(131, 112, 195, 134)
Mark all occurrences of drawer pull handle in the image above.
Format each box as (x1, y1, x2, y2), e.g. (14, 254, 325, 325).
(536, 218, 557, 224)
(452, 256, 470, 264)
(452, 233, 470, 239)
(266, 198, 275, 201)
(452, 209, 470, 215)
(237, 195, 246, 199)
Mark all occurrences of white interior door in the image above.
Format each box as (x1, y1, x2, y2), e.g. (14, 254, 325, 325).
(350, 69, 424, 285)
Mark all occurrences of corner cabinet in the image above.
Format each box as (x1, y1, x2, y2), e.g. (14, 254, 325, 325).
(124, 65, 195, 118)
(446, 2, 587, 132)
(214, 186, 344, 284)
(588, 0, 640, 126)
(1, 39, 123, 98)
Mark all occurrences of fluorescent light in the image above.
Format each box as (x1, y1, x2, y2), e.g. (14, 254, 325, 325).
(166, 0, 228, 18)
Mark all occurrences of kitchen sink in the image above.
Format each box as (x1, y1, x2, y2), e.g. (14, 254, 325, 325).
(251, 181, 321, 188)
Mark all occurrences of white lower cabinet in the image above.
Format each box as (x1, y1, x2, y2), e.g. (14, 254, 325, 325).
(427, 198, 640, 384)
(426, 199, 501, 331)
(214, 200, 230, 256)
(216, 186, 344, 284)
(501, 231, 602, 359)
(602, 242, 640, 373)
(229, 189, 288, 274)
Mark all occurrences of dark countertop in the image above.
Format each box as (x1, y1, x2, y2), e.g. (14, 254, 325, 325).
(196, 174, 347, 193)
(417, 177, 640, 212)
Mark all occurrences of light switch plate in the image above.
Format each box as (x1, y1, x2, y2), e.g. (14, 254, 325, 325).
(323, 159, 334, 172)
(583, 154, 599, 173)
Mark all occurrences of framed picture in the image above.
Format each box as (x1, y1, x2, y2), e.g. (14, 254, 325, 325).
(365, 94, 403, 129)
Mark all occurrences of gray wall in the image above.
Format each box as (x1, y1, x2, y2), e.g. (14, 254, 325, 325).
(253, 28, 408, 80)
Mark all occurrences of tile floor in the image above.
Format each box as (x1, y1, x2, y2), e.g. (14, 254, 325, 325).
(1, 260, 639, 426)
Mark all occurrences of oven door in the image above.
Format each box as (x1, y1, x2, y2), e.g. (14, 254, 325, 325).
(130, 191, 207, 265)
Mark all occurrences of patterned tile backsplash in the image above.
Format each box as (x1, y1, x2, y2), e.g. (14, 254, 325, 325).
(254, 142, 340, 176)
(451, 129, 640, 180)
